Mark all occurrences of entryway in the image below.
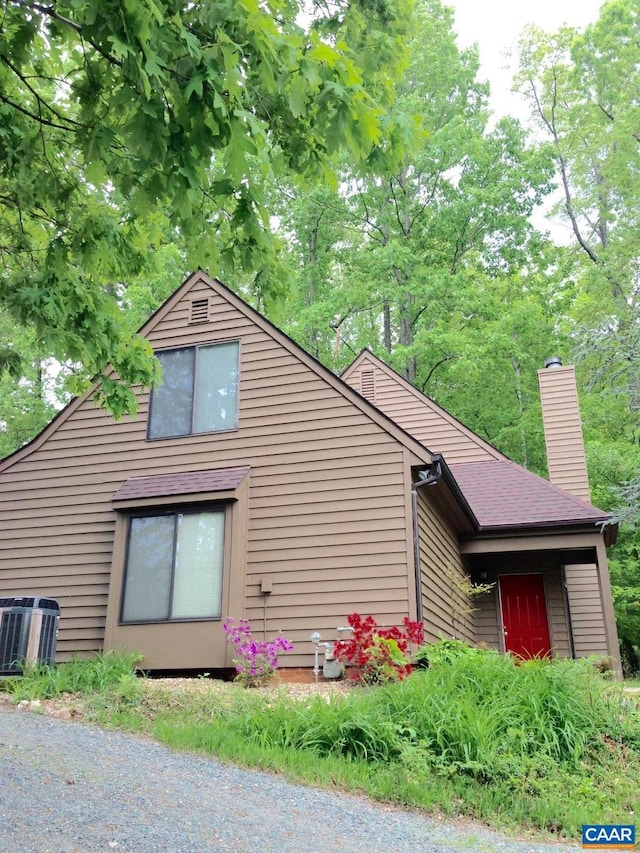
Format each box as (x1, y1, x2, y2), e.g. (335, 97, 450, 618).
(498, 573, 552, 659)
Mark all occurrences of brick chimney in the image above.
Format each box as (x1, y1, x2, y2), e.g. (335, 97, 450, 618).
(537, 358, 591, 502)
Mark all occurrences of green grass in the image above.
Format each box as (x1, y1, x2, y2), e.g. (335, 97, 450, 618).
(0, 650, 144, 700)
(2, 644, 639, 844)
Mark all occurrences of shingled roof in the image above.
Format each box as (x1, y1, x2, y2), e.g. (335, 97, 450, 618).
(112, 466, 250, 503)
(449, 460, 609, 530)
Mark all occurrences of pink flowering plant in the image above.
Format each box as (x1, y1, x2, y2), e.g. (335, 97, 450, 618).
(223, 617, 294, 687)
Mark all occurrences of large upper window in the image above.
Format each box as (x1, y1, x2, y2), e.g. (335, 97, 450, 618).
(120, 509, 225, 623)
(148, 341, 239, 439)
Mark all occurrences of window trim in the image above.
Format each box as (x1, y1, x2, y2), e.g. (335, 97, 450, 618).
(104, 472, 250, 670)
(119, 502, 230, 626)
(146, 338, 241, 441)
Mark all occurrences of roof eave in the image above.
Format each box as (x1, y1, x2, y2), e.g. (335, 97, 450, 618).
(434, 454, 480, 529)
(468, 517, 614, 537)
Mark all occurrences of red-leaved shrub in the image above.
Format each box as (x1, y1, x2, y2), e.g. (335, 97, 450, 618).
(334, 613, 424, 684)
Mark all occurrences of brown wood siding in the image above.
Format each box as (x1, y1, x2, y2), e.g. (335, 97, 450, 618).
(416, 488, 475, 643)
(563, 563, 609, 657)
(0, 277, 415, 667)
(538, 366, 591, 502)
(470, 552, 571, 657)
(474, 588, 501, 648)
(345, 357, 500, 463)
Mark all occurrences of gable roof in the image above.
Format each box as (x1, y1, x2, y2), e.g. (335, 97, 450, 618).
(342, 349, 613, 535)
(342, 349, 504, 462)
(2, 272, 613, 540)
(140, 274, 444, 467)
(0, 271, 435, 474)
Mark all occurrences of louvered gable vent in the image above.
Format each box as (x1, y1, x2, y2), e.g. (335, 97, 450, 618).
(189, 298, 210, 324)
(360, 369, 376, 404)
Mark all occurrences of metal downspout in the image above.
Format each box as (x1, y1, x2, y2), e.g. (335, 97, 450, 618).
(412, 455, 443, 624)
(561, 564, 577, 659)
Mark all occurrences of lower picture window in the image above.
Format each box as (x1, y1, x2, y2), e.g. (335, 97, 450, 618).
(121, 509, 225, 623)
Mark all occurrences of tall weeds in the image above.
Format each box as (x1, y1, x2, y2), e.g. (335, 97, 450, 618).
(237, 645, 633, 779)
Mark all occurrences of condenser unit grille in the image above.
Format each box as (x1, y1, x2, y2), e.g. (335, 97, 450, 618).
(37, 613, 58, 665)
(0, 611, 27, 674)
(0, 596, 58, 609)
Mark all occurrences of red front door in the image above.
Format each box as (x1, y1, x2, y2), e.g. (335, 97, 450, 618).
(499, 573, 551, 659)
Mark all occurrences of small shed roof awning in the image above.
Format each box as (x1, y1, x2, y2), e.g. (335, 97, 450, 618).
(112, 466, 250, 505)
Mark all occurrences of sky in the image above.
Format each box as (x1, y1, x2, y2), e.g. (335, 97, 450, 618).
(446, 0, 606, 240)
(447, 0, 605, 119)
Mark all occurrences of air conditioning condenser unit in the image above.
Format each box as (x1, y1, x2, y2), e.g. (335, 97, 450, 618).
(0, 596, 60, 675)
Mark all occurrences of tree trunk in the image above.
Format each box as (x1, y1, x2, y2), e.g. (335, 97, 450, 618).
(304, 216, 321, 358)
(395, 265, 416, 383)
(511, 356, 528, 468)
(399, 299, 416, 382)
(383, 299, 392, 353)
(36, 360, 45, 404)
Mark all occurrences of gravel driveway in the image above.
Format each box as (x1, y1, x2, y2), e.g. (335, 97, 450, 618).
(0, 707, 579, 853)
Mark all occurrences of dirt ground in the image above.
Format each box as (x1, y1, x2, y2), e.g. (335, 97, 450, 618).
(0, 673, 354, 720)
(2, 673, 638, 722)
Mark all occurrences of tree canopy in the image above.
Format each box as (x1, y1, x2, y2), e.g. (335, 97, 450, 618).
(277, 0, 558, 470)
(515, 0, 640, 518)
(0, 0, 415, 414)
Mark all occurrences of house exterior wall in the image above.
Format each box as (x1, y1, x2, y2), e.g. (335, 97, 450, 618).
(0, 275, 429, 669)
(416, 487, 474, 643)
(343, 355, 500, 463)
(564, 563, 609, 657)
(474, 586, 502, 649)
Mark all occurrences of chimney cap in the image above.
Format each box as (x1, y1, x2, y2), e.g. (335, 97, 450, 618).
(544, 357, 563, 369)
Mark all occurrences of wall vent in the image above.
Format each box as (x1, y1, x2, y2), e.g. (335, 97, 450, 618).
(360, 369, 376, 404)
(189, 298, 210, 324)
